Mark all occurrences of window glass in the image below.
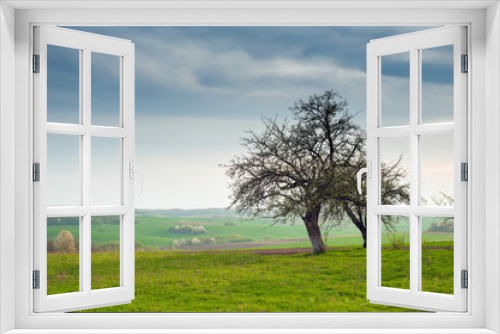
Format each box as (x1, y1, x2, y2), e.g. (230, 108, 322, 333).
(47, 217, 80, 295)
(421, 216, 454, 294)
(47, 134, 80, 206)
(47, 45, 80, 124)
(421, 45, 454, 124)
(91, 216, 121, 290)
(420, 133, 454, 206)
(381, 52, 410, 127)
(381, 216, 410, 290)
(380, 137, 411, 205)
(91, 137, 121, 206)
(92, 52, 121, 127)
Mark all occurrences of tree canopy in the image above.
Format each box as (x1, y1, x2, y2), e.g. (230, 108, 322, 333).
(224, 90, 409, 253)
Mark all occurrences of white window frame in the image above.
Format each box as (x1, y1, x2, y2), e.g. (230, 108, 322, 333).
(366, 26, 468, 312)
(33, 25, 136, 313)
(0, 1, 499, 333)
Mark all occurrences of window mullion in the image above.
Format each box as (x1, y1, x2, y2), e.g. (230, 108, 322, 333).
(82, 48, 92, 294)
(409, 47, 420, 294)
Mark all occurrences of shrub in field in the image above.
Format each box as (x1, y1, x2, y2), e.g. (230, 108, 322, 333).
(171, 239, 187, 248)
(224, 221, 236, 226)
(54, 230, 76, 252)
(169, 224, 206, 234)
(191, 238, 201, 245)
(389, 233, 405, 250)
(47, 240, 56, 253)
(196, 237, 215, 245)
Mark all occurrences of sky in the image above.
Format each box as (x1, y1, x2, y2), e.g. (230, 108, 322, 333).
(46, 26, 455, 209)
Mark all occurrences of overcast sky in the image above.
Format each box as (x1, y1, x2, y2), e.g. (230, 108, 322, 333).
(46, 26, 455, 209)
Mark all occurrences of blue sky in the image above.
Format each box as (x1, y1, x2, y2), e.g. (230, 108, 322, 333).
(46, 26, 454, 209)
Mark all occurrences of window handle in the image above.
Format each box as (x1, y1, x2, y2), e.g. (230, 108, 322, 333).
(356, 162, 371, 195)
(129, 161, 144, 194)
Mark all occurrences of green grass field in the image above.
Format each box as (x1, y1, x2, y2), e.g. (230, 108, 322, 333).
(46, 244, 453, 313)
(46, 215, 454, 312)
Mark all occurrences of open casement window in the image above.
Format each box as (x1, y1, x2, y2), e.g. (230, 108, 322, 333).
(33, 26, 135, 312)
(364, 26, 467, 312)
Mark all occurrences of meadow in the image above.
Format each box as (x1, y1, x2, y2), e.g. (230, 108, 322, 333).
(46, 246, 453, 312)
(46, 214, 454, 312)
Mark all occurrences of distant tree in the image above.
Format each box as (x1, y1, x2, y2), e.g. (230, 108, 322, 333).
(425, 192, 454, 232)
(224, 90, 363, 254)
(54, 230, 76, 252)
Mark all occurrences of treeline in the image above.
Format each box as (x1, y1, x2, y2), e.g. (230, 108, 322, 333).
(48, 216, 120, 226)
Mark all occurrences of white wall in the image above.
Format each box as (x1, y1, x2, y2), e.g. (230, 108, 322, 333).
(0, 2, 16, 333)
(486, 2, 500, 333)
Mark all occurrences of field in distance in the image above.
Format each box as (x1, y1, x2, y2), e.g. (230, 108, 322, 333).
(47, 211, 453, 251)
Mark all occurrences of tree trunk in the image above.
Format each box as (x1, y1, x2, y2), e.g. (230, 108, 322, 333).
(303, 210, 327, 254)
(361, 228, 367, 248)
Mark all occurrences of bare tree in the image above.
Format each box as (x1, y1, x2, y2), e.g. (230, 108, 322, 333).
(224, 91, 363, 254)
(335, 148, 410, 248)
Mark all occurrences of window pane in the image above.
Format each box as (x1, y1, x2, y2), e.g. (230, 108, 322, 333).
(380, 137, 410, 205)
(47, 217, 80, 295)
(381, 215, 410, 290)
(420, 133, 454, 206)
(421, 45, 454, 124)
(47, 45, 80, 124)
(421, 216, 454, 294)
(91, 216, 121, 290)
(381, 52, 410, 127)
(47, 134, 80, 206)
(92, 52, 120, 127)
(91, 137, 121, 206)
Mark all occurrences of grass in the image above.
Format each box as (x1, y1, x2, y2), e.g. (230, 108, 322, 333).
(46, 215, 454, 311)
(47, 251, 121, 295)
(46, 244, 454, 312)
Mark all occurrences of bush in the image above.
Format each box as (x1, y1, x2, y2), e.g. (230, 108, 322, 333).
(47, 240, 56, 253)
(169, 224, 206, 234)
(190, 238, 201, 245)
(54, 230, 76, 252)
(171, 239, 187, 248)
(224, 221, 236, 226)
(389, 233, 405, 250)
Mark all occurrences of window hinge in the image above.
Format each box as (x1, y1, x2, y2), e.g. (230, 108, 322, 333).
(33, 54, 40, 73)
(461, 162, 468, 182)
(461, 54, 468, 73)
(33, 163, 40, 182)
(461, 270, 468, 289)
(33, 270, 40, 289)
